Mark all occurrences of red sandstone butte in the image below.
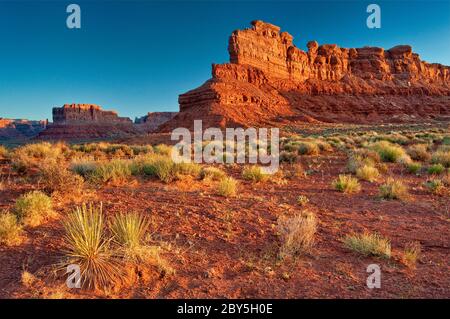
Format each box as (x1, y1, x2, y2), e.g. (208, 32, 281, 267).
(161, 20, 450, 131)
(38, 104, 138, 140)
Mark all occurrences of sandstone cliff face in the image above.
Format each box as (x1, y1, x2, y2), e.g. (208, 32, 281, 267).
(165, 20, 450, 130)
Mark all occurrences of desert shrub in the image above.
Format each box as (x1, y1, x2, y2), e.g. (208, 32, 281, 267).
(356, 165, 380, 182)
(14, 191, 54, 227)
(379, 178, 408, 200)
(343, 232, 391, 258)
(175, 162, 202, 178)
(297, 195, 309, 206)
(406, 162, 422, 174)
(11, 142, 63, 173)
(370, 141, 406, 163)
(332, 175, 361, 194)
(90, 160, 132, 184)
(424, 179, 445, 195)
(242, 165, 267, 182)
(0, 145, 8, 158)
(431, 149, 450, 167)
(297, 142, 320, 156)
(397, 154, 413, 166)
(153, 144, 173, 156)
(39, 165, 84, 195)
(427, 163, 445, 175)
(0, 211, 23, 246)
(277, 211, 317, 259)
(70, 158, 98, 178)
(130, 145, 153, 155)
(62, 204, 120, 289)
(402, 242, 421, 269)
(110, 212, 150, 262)
(279, 151, 298, 164)
(200, 166, 226, 181)
(407, 144, 431, 161)
(149, 157, 177, 183)
(217, 177, 238, 197)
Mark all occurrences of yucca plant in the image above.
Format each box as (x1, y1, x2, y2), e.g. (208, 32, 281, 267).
(110, 212, 150, 262)
(62, 204, 120, 290)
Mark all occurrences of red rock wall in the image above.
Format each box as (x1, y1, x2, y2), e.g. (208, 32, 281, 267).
(228, 20, 450, 83)
(171, 20, 450, 129)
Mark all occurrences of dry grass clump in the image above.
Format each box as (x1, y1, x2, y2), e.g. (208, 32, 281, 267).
(427, 163, 445, 175)
(356, 165, 380, 182)
(402, 242, 421, 269)
(297, 142, 320, 156)
(242, 165, 268, 182)
(217, 177, 238, 197)
(379, 178, 408, 200)
(14, 191, 55, 227)
(110, 212, 150, 262)
(70, 158, 98, 178)
(89, 159, 132, 185)
(175, 162, 202, 178)
(370, 141, 407, 163)
(62, 204, 121, 290)
(431, 148, 450, 167)
(133, 154, 201, 183)
(279, 151, 298, 164)
(0, 145, 9, 158)
(11, 142, 63, 173)
(0, 211, 23, 246)
(153, 144, 173, 156)
(200, 166, 226, 181)
(297, 195, 309, 206)
(332, 174, 361, 194)
(407, 144, 431, 161)
(343, 232, 391, 258)
(424, 179, 445, 195)
(406, 162, 422, 174)
(277, 211, 317, 259)
(39, 164, 84, 195)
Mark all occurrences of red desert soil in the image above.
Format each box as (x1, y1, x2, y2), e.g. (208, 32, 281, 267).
(0, 147, 448, 298)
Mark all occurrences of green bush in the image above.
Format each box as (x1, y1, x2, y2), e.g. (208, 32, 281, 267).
(427, 164, 445, 175)
(406, 162, 422, 174)
(370, 141, 407, 163)
(90, 160, 132, 184)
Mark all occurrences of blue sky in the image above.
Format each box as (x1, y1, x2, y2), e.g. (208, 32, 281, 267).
(0, 0, 449, 120)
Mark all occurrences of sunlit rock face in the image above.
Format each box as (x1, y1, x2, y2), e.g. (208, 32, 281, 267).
(162, 20, 449, 131)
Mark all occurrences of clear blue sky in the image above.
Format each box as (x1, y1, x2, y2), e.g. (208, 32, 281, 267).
(0, 0, 449, 121)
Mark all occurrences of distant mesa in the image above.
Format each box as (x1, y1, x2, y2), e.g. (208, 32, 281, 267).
(0, 118, 47, 141)
(53, 103, 133, 125)
(135, 112, 177, 130)
(160, 20, 450, 131)
(37, 104, 176, 141)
